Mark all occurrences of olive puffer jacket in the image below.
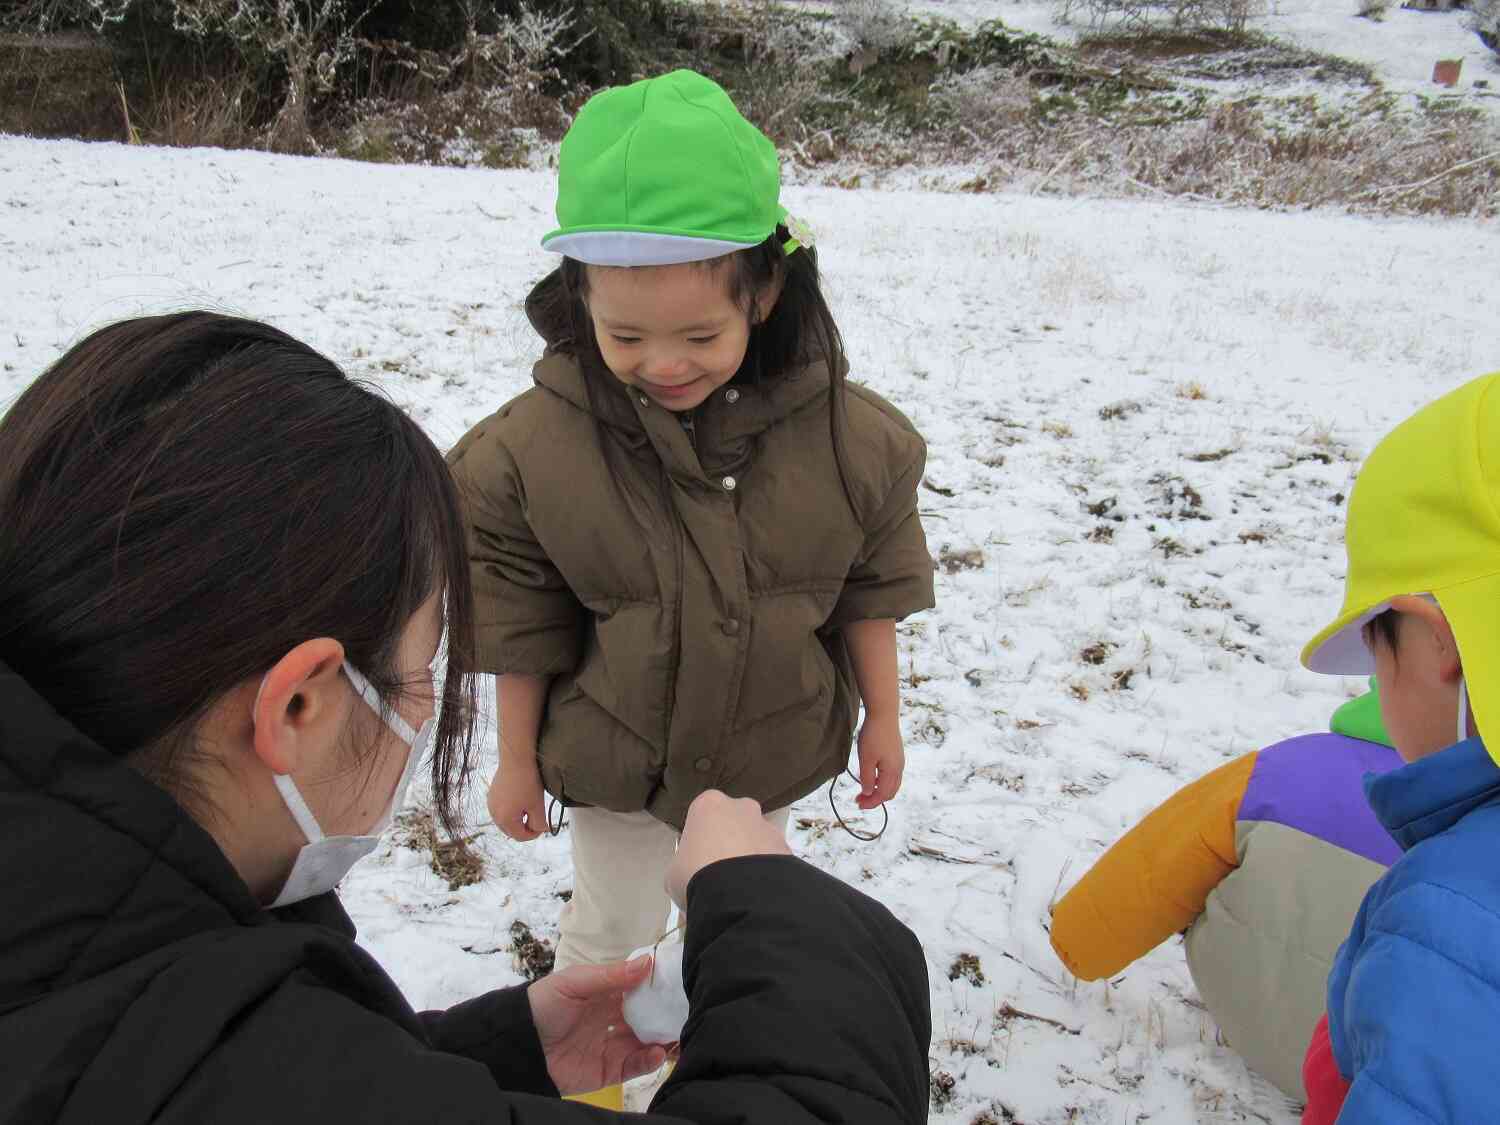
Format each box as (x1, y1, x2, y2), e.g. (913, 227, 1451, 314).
(447, 347, 933, 829)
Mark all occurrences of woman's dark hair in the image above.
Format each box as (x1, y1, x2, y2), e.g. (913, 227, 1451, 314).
(0, 313, 477, 833)
(528, 227, 856, 503)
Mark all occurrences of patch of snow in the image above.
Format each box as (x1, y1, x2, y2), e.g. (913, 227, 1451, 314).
(3, 135, 1499, 1121)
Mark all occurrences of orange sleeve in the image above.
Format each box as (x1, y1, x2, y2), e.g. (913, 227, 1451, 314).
(1049, 751, 1256, 980)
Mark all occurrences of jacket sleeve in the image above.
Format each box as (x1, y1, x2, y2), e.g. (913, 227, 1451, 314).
(418, 986, 558, 1099)
(1334, 882, 1500, 1124)
(161, 858, 930, 1125)
(1050, 752, 1255, 980)
(650, 855, 932, 1125)
(827, 439, 934, 630)
(447, 423, 586, 676)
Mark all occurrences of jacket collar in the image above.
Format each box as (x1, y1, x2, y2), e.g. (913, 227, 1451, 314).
(1366, 736, 1500, 851)
(531, 350, 834, 441)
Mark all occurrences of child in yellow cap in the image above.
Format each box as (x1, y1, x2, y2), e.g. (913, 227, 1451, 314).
(1298, 371, 1500, 1124)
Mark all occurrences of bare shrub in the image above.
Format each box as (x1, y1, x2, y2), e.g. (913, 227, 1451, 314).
(1470, 0, 1500, 55)
(1056, 0, 1266, 35)
(836, 0, 907, 51)
(339, 2, 589, 167)
(168, 0, 371, 153)
(0, 0, 131, 33)
(1355, 0, 1391, 20)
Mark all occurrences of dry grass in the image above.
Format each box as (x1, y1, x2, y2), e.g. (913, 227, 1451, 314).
(393, 809, 486, 890)
(895, 62, 1500, 217)
(8, 3, 1498, 218)
(509, 919, 557, 981)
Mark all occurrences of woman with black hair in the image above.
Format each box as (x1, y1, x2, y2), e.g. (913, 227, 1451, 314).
(0, 312, 930, 1125)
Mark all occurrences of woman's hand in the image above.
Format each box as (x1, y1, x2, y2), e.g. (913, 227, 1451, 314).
(666, 791, 794, 909)
(855, 710, 905, 810)
(528, 956, 670, 1095)
(487, 759, 548, 842)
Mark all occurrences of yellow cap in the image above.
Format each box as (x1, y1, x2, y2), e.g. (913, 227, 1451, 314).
(1303, 372, 1500, 762)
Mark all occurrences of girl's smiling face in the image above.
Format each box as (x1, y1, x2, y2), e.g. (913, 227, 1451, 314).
(584, 260, 775, 412)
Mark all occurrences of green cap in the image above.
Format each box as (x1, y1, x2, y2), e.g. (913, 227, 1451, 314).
(542, 69, 786, 266)
(1330, 680, 1392, 748)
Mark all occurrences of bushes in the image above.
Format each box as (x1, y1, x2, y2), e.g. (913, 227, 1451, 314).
(0, 0, 633, 154)
(1470, 0, 1500, 54)
(1056, 0, 1266, 35)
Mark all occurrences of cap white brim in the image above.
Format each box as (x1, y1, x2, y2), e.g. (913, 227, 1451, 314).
(542, 231, 753, 266)
(1304, 601, 1391, 675)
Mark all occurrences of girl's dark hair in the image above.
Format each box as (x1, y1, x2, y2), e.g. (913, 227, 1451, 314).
(528, 227, 856, 502)
(0, 313, 476, 833)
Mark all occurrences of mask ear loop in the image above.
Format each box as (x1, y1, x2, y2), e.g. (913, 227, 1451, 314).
(826, 767, 889, 842)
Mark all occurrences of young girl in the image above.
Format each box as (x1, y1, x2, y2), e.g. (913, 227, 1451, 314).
(448, 68, 934, 989)
(1297, 370, 1500, 1124)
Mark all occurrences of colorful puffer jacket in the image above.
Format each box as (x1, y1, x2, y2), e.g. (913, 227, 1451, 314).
(1050, 693, 1401, 1098)
(1322, 735, 1500, 1123)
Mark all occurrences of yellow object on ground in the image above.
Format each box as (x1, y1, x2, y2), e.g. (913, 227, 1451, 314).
(565, 1084, 623, 1110)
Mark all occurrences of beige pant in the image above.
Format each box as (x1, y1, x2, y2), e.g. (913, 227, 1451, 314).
(554, 804, 793, 970)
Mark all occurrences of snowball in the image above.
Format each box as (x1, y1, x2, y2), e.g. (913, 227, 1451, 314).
(623, 943, 688, 1045)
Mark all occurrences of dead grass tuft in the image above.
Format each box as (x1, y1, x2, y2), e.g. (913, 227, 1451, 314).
(510, 919, 556, 981)
(931, 1070, 959, 1109)
(393, 809, 486, 890)
(949, 952, 988, 984)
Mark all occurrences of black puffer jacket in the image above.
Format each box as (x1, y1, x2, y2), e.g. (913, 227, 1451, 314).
(0, 662, 932, 1124)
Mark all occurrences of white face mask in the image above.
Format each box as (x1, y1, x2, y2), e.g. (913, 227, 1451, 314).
(262, 661, 433, 908)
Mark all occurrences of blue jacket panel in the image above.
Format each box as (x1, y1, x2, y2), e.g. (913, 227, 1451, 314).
(1327, 737, 1500, 1123)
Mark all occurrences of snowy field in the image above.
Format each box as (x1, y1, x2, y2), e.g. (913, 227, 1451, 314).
(908, 0, 1500, 113)
(4, 134, 1500, 1121)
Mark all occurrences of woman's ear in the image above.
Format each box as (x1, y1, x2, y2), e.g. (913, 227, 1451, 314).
(251, 638, 348, 776)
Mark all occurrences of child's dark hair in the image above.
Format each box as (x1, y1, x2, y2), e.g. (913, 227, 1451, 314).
(529, 224, 845, 380)
(529, 225, 856, 502)
(1363, 609, 1402, 656)
(0, 312, 477, 833)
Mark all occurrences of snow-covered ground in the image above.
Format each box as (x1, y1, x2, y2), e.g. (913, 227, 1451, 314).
(4, 135, 1499, 1120)
(907, 0, 1500, 112)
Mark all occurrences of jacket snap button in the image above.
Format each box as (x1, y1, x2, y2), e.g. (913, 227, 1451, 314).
(722, 475, 737, 491)
(721, 618, 740, 636)
(638, 393, 649, 407)
(694, 756, 713, 772)
(725, 388, 740, 404)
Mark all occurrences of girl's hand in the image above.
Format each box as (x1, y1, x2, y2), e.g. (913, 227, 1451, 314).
(856, 712, 905, 810)
(487, 759, 548, 842)
(528, 956, 670, 1095)
(667, 791, 793, 909)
